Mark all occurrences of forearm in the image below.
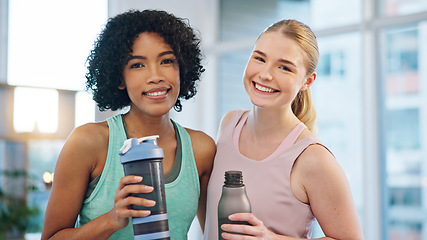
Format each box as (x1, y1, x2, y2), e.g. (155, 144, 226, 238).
(270, 233, 361, 240)
(45, 211, 121, 240)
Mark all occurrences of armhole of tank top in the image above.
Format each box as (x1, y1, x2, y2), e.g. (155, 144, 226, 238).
(83, 115, 123, 203)
(164, 121, 182, 183)
(166, 121, 200, 193)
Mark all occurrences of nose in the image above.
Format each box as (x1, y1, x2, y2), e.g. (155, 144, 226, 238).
(146, 65, 164, 84)
(259, 66, 273, 81)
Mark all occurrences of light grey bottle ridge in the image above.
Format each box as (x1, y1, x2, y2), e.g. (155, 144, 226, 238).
(217, 170, 251, 239)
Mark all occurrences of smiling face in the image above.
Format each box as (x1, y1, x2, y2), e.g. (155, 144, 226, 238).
(243, 31, 315, 110)
(121, 32, 180, 117)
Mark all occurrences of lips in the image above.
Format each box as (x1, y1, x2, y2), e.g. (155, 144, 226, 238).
(253, 82, 279, 93)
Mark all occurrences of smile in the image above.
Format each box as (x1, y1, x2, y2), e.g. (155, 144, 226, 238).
(145, 90, 168, 96)
(253, 82, 278, 93)
(143, 87, 171, 98)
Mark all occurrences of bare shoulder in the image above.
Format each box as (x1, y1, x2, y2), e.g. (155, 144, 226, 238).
(219, 110, 239, 127)
(185, 128, 216, 157)
(70, 121, 109, 145)
(185, 128, 216, 175)
(59, 121, 109, 170)
(297, 143, 340, 176)
(217, 109, 248, 136)
(292, 141, 347, 202)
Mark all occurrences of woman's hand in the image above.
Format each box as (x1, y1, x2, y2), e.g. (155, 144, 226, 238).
(220, 213, 278, 240)
(109, 175, 156, 230)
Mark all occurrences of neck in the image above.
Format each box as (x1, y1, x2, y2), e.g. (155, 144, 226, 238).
(123, 110, 175, 139)
(246, 106, 300, 139)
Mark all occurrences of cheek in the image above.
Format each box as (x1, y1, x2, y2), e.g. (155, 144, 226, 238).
(244, 62, 257, 78)
(167, 67, 180, 83)
(243, 66, 257, 88)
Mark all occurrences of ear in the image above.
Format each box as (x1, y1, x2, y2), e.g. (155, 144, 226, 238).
(118, 81, 126, 90)
(300, 71, 316, 91)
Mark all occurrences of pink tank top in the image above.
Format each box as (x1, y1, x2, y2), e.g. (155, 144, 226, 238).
(204, 110, 324, 239)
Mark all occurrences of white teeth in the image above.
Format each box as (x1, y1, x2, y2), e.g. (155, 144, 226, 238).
(146, 91, 167, 96)
(255, 83, 275, 93)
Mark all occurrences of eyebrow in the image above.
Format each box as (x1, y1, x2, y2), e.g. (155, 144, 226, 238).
(253, 50, 297, 68)
(127, 50, 175, 62)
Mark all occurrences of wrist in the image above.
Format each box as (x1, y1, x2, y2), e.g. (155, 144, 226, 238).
(104, 210, 127, 234)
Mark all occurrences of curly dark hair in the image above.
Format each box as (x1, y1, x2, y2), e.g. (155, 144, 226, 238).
(85, 9, 204, 112)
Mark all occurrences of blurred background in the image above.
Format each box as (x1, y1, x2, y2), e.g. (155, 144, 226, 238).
(0, 0, 426, 239)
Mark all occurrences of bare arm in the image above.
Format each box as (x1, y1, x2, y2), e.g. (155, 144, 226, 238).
(188, 129, 216, 232)
(41, 123, 155, 240)
(293, 144, 363, 239)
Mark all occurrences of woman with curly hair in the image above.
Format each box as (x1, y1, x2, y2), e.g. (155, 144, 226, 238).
(42, 9, 215, 240)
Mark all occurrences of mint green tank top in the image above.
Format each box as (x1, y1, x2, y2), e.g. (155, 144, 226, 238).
(76, 114, 200, 240)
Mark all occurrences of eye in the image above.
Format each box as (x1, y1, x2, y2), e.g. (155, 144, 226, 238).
(130, 63, 144, 69)
(161, 58, 176, 65)
(254, 56, 265, 63)
(280, 65, 291, 72)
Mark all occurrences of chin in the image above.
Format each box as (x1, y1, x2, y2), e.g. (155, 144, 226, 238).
(249, 98, 269, 108)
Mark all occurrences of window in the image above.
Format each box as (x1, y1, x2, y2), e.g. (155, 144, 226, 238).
(381, 0, 427, 17)
(380, 22, 427, 239)
(13, 87, 58, 134)
(7, 0, 107, 91)
(314, 31, 364, 223)
(27, 140, 64, 233)
(310, 0, 361, 29)
(3, 1, 107, 237)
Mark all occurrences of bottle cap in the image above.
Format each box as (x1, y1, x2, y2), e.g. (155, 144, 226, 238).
(224, 170, 244, 186)
(119, 135, 164, 164)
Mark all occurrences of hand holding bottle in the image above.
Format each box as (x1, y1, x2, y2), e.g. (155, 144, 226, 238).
(109, 175, 156, 230)
(220, 212, 279, 239)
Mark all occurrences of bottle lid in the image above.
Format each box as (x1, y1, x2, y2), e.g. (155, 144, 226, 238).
(119, 135, 164, 164)
(224, 170, 244, 187)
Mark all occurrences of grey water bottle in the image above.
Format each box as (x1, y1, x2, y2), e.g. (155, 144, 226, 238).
(119, 135, 170, 240)
(218, 170, 251, 239)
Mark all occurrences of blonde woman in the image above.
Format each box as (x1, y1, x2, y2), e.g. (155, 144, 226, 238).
(204, 19, 363, 240)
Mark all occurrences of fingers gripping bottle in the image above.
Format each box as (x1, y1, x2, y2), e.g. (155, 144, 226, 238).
(119, 135, 170, 240)
(218, 170, 251, 239)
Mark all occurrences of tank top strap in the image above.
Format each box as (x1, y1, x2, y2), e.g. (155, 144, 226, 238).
(233, 110, 249, 129)
(282, 122, 307, 146)
(232, 110, 249, 147)
(233, 111, 307, 154)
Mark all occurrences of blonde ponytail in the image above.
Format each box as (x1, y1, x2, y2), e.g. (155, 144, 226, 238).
(292, 89, 317, 135)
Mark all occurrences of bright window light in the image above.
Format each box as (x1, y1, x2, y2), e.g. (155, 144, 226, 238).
(13, 87, 58, 133)
(75, 91, 95, 127)
(7, 0, 107, 90)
